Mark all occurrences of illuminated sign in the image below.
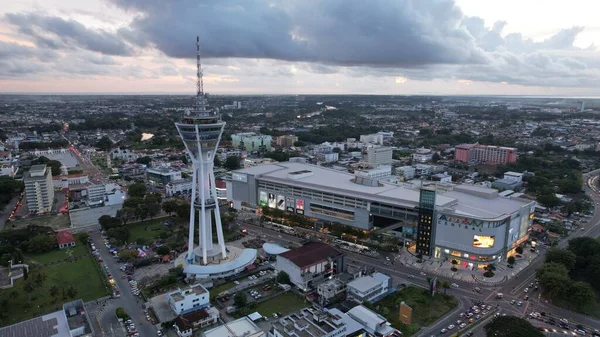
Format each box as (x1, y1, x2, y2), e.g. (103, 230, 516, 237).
(296, 209, 304, 215)
(286, 197, 295, 212)
(296, 199, 304, 210)
(286, 207, 294, 212)
(267, 193, 276, 208)
(473, 235, 495, 248)
(276, 195, 285, 210)
(259, 191, 268, 207)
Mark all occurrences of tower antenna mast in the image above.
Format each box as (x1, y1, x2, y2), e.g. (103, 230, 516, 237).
(196, 36, 205, 111)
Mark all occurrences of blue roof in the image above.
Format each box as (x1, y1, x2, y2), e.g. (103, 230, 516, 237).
(262, 243, 290, 255)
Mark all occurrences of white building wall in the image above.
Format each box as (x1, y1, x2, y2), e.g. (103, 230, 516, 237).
(275, 256, 304, 289)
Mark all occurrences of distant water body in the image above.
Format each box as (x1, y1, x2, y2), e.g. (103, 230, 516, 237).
(141, 133, 154, 141)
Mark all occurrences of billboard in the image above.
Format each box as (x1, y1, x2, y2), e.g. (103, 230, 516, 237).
(286, 197, 295, 212)
(399, 301, 413, 325)
(276, 195, 285, 210)
(267, 193, 276, 208)
(296, 199, 304, 214)
(259, 191, 268, 207)
(473, 235, 495, 248)
(429, 277, 438, 296)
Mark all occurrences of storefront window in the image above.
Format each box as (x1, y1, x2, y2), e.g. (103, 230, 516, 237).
(451, 251, 461, 257)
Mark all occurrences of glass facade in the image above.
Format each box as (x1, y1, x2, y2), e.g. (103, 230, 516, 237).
(416, 189, 436, 256)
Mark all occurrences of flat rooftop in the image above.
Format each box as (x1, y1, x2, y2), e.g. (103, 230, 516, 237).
(169, 283, 208, 302)
(347, 272, 390, 293)
(235, 162, 533, 220)
(203, 316, 263, 337)
(271, 308, 343, 337)
(0, 310, 70, 337)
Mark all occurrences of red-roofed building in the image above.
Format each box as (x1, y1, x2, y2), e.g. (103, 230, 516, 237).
(173, 308, 219, 337)
(56, 230, 75, 249)
(276, 242, 344, 291)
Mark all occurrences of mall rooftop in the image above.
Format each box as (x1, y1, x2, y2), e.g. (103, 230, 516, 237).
(234, 162, 533, 221)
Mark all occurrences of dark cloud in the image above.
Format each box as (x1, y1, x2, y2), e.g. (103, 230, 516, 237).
(110, 0, 487, 67)
(5, 13, 133, 56)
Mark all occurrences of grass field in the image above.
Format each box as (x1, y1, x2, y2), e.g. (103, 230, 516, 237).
(27, 245, 88, 265)
(128, 218, 168, 242)
(369, 286, 458, 336)
(0, 249, 109, 327)
(253, 291, 309, 317)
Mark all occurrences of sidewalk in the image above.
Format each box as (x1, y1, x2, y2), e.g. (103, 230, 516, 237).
(398, 247, 540, 285)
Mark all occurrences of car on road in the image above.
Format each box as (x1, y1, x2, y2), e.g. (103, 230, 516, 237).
(408, 275, 415, 279)
(451, 283, 459, 288)
(516, 301, 523, 306)
(440, 328, 447, 334)
(448, 324, 455, 330)
(459, 323, 467, 329)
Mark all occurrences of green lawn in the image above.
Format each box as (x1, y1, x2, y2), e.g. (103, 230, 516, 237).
(253, 291, 309, 317)
(368, 286, 458, 336)
(210, 281, 236, 299)
(128, 218, 168, 242)
(27, 245, 88, 265)
(0, 249, 109, 327)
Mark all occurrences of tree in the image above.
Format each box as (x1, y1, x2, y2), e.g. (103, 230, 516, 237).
(118, 249, 139, 262)
(49, 285, 59, 301)
(224, 156, 241, 170)
(451, 259, 458, 271)
(507, 256, 516, 266)
(98, 215, 122, 230)
(233, 291, 248, 308)
(176, 202, 191, 220)
(276, 271, 291, 285)
(484, 316, 544, 337)
(214, 156, 222, 167)
(23, 281, 35, 302)
(107, 227, 130, 244)
(115, 307, 129, 320)
(26, 234, 56, 253)
(128, 183, 147, 199)
(66, 285, 77, 299)
(440, 280, 450, 294)
(135, 203, 149, 222)
(545, 247, 576, 270)
(537, 193, 561, 208)
(156, 246, 170, 256)
(75, 232, 89, 245)
(569, 281, 596, 309)
(34, 272, 47, 288)
(22, 266, 28, 280)
(432, 153, 441, 163)
(332, 147, 342, 154)
(162, 200, 179, 215)
(116, 207, 135, 225)
(145, 200, 160, 219)
(515, 246, 524, 254)
(135, 156, 152, 167)
(96, 136, 114, 151)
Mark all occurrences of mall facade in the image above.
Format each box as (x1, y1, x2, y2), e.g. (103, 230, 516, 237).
(229, 161, 535, 266)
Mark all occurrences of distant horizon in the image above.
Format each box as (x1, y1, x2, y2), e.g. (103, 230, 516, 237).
(1, 92, 600, 100)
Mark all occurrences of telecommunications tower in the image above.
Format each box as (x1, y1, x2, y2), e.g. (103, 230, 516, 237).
(175, 36, 227, 265)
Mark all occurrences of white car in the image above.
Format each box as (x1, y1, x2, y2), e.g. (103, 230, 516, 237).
(460, 323, 467, 329)
(448, 324, 455, 330)
(451, 283, 459, 288)
(440, 328, 447, 334)
(234, 281, 240, 285)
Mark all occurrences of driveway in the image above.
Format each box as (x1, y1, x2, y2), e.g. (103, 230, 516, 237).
(90, 231, 158, 337)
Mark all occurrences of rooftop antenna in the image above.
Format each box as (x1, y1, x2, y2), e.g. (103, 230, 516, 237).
(196, 36, 206, 112)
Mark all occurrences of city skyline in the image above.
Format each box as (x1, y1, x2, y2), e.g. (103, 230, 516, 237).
(1, 0, 600, 96)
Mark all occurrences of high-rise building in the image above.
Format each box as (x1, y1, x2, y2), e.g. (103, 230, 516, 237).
(231, 132, 272, 152)
(455, 144, 517, 165)
(174, 37, 256, 278)
(24, 164, 54, 213)
(367, 146, 393, 166)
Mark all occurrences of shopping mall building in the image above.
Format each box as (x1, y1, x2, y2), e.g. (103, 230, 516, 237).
(229, 161, 535, 267)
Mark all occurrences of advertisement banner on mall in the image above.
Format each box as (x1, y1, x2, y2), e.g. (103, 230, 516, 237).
(259, 191, 268, 207)
(276, 195, 285, 210)
(295, 199, 304, 214)
(286, 197, 295, 212)
(267, 193, 276, 208)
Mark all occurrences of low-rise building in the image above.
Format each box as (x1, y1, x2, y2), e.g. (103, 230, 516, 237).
(56, 230, 76, 249)
(86, 184, 105, 205)
(432, 173, 452, 184)
(346, 272, 392, 303)
(167, 284, 210, 315)
(396, 166, 416, 180)
(267, 306, 362, 337)
(203, 316, 265, 337)
(147, 167, 182, 185)
(317, 279, 347, 303)
(355, 165, 391, 180)
(346, 305, 397, 337)
(166, 179, 193, 197)
(174, 307, 220, 337)
(275, 242, 345, 291)
(111, 148, 137, 162)
(276, 135, 298, 147)
(412, 148, 433, 163)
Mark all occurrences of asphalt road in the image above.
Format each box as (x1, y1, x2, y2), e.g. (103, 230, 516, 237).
(90, 231, 157, 337)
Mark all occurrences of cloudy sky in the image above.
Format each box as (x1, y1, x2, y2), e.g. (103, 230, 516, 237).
(1, 0, 599, 95)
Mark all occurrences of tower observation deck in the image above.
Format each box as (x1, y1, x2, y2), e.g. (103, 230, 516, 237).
(174, 37, 256, 278)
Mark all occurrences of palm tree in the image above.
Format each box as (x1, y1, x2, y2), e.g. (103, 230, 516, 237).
(34, 272, 47, 288)
(23, 281, 35, 302)
(9, 291, 18, 299)
(49, 286, 59, 302)
(67, 285, 77, 299)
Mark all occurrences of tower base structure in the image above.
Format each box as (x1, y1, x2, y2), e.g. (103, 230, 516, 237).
(175, 246, 257, 280)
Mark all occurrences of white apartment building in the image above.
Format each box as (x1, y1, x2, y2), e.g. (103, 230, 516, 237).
(317, 279, 347, 302)
(414, 164, 434, 176)
(167, 284, 210, 315)
(355, 165, 391, 180)
(147, 167, 182, 185)
(367, 146, 393, 167)
(322, 153, 339, 163)
(24, 165, 55, 214)
(360, 134, 384, 145)
(111, 148, 138, 162)
(396, 166, 416, 180)
(503, 171, 523, 183)
(0, 165, 16, 177)
(86, 184, 106, 205)
(412, 147, 433, 163)
(346, 272, 391, 303)
(231, 132, 272, 152)
(166, 179, 193, 197)
(346, 305, 397, 337)
(203, 316, 265, 337)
